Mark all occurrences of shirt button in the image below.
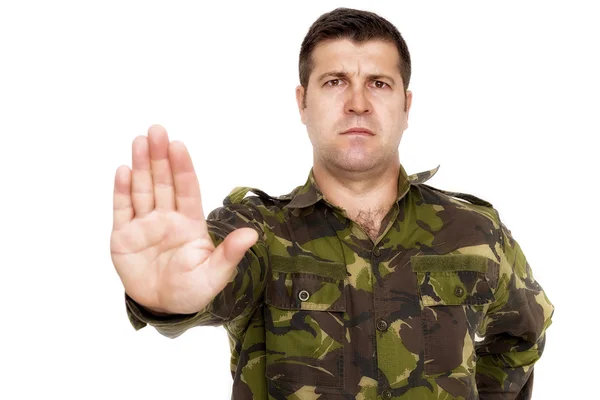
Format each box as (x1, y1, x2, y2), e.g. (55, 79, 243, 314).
(382, 389, 393, 399)
(376, 319, 389, 332)
(454, 286, 465, 297)
(373, 247, 381, 256)
(298, 290, 310, 302)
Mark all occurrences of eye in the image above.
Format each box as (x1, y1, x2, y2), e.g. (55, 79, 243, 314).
(374, 80, 389, 89)
(325, 79, 341, 87)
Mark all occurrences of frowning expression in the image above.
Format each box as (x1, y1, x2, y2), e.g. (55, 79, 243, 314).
(296, 39, 412, 173)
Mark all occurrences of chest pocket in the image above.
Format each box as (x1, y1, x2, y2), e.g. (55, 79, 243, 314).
(411, 254, 496, 377)
(264, 255, 347, 388)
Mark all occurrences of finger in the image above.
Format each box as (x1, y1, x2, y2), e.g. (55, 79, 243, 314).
(131, 135, 154, 217)
(148, 125, 176, 211)
(206, 228, 259, 290)
(169, 140, 205, 221)
(113, 165, 134, 230)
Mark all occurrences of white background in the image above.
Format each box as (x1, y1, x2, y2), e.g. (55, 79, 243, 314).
(1, 1, 598, 399)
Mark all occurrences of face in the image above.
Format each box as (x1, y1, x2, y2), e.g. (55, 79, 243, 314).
(296, 39, 412, 174)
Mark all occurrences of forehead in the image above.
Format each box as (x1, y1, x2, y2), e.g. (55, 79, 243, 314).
(310, 39, 401, 79)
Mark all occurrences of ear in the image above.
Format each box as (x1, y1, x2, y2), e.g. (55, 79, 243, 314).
(295, 85, 307, 125)
(405, 90, 413, 115)
(404, 90, 413, 128)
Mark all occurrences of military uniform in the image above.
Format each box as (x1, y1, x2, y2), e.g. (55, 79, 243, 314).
(126, 165, 554, 400)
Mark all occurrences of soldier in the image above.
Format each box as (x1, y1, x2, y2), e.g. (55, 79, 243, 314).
(110, 7, 553, 400)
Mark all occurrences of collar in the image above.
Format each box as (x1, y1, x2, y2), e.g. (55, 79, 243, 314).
(284, 164, 440, 209)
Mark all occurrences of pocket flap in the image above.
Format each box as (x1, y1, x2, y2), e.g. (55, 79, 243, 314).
(411, 254, 487, 273)
(266, 255, 346, 311)
(411, 254, 495, 306)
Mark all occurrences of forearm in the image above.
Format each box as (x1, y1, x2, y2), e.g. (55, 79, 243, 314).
(125, 292, 220, 338)
(476, 334, 545, 399)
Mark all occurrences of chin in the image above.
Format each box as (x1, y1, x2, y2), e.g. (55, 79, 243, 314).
(330, 155, 379, 173)
(317, 146, 384, 171)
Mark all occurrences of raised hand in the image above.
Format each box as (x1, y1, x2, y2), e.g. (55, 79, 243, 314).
(110, 125, 258, 314)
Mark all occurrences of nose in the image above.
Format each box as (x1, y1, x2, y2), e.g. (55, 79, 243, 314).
(344, 86, 371, 115)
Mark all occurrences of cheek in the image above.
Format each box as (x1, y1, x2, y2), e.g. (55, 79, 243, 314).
(384, 101, 407, 123)
(307, 103, 337, 130)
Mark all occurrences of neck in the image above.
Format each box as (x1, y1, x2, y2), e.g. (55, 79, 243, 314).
(312, 160, 400, 218)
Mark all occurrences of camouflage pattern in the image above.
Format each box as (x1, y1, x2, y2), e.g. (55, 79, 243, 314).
(126, 165, 554, 400)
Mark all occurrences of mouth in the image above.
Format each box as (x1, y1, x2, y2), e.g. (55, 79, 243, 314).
(341, 128, 374, 136)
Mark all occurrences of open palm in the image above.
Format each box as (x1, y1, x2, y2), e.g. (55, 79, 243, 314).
(110, 125, 258, 314)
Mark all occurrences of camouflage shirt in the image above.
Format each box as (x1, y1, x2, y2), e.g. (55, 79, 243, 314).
(126, 165, 554, 400)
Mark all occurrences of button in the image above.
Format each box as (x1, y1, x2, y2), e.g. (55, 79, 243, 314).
(373, 247, 381, 256)
(382, 389, 393, 399)
(454, 286, 465, 297)
(298, 290, 310, 302)
(376, 319, 389, 332)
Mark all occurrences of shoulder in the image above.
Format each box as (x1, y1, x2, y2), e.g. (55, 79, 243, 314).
(413, 182, 493, 207)
(405, 165, 502, 230)
(223, 186, 276, 206)
(223, 185, 299, 207)
(412, 182, 497, 216)
(406, 165, 493, 216)
(408, 182, 505, 247)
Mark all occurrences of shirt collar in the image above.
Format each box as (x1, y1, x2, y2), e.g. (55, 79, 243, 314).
(284, 164, 440, 209)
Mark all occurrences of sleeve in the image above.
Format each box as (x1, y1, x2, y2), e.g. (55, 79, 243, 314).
(475, 220, 554, 399)
(124, 196, 270, 339)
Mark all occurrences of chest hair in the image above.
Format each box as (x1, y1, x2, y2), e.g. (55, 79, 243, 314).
(349, 209, 387, 242)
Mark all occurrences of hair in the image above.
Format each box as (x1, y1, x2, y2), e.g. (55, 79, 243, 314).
(299, 7, 411, 109)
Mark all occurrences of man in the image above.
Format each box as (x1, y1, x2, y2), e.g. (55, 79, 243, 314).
(111, 7, 553, 400)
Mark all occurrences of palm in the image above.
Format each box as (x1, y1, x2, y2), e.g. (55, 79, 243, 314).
(110, 125, 257, 315)
(111, 211, 211, 313)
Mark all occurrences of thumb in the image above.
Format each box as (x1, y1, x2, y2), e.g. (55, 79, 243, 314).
(207, 227, 259, 283)
(219, 227, 260, 264)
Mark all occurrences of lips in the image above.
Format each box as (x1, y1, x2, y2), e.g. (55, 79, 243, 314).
(341, 128, 374, 136)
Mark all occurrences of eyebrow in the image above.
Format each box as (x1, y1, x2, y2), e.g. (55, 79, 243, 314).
(317, 71, 396, 86)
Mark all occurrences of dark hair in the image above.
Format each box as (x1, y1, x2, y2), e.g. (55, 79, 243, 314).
(299, 8, 411, 108)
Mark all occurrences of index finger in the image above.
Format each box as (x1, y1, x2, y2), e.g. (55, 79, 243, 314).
(112, 165, 134, 230)
(168, 140, 205, 221)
